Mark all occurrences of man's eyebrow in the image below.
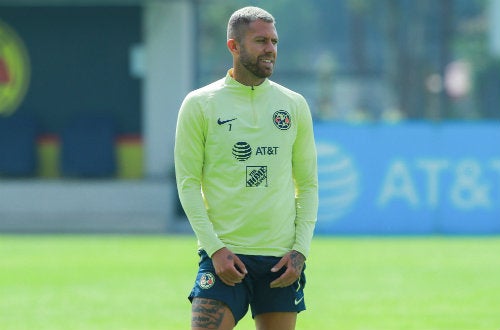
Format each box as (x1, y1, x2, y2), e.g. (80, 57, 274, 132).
(254, 35, 279, 41)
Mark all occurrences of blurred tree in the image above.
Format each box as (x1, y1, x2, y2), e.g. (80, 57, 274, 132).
(347, 0, 370, 73)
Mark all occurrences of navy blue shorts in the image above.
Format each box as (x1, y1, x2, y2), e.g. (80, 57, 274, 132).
(188, 250, 306, 324)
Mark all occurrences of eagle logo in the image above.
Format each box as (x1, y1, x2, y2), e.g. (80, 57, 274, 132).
(199, 272, 215, 289)
(273, 110, 291, 130)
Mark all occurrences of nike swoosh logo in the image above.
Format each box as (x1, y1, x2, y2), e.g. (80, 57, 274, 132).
(293, 280, 303, 305)
(217, 118, 237, 125)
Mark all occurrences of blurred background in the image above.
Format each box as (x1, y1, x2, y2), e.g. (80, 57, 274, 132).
(0, 0, 499, 234)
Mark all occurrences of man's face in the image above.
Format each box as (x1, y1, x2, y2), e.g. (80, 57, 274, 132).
(238, 20, 278, 79)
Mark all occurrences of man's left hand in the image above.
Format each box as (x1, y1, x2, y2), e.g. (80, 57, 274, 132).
(269, 250, 305, 288)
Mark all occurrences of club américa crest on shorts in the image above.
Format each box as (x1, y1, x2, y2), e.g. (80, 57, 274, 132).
(199, 272, 215, 289)
(273, 110, 291, 130)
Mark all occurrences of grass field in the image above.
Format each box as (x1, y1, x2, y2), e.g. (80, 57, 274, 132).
(1, 235, 500, 330)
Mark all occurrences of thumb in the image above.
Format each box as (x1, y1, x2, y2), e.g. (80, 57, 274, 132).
(271, 257, 287, 273)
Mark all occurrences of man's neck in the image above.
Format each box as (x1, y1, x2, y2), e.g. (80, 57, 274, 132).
(230, 67, 265, 87)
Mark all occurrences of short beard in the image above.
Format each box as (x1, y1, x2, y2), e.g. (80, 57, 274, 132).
(239, 47, 273, 79)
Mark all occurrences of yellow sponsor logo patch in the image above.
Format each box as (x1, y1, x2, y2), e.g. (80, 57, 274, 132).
(0, 20, 30, 116)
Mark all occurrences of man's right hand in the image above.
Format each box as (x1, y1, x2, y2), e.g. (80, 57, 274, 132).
(211, 247, 248, 286)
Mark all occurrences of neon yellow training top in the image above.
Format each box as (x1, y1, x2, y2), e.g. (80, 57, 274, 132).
(175, 70, 318, 258)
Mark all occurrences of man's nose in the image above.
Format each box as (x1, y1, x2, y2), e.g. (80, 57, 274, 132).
(264, 41, 276, 52)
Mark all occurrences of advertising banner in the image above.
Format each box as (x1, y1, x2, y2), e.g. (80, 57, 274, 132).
(315, 122, 500, 234)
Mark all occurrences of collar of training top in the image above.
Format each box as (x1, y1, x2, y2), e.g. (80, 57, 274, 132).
(226, 68, 271, 91)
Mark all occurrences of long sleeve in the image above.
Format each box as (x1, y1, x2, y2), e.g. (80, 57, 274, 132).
(291, 96, 319, 258)
(174, 95, 225, 257)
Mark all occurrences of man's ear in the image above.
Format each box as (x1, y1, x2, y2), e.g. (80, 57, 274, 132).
(227, 39, 238, 54)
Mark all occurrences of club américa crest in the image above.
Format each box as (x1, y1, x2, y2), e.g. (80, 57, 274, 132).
(199, 272, 215, 289)
(273, 110, 291, 130)
(0, 20, 30, 116)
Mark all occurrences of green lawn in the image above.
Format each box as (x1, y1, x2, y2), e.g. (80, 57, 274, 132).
(1, 235, 499, 329)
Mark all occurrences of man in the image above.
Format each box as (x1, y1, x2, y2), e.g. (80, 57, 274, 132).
(174, 6, 318, 330)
